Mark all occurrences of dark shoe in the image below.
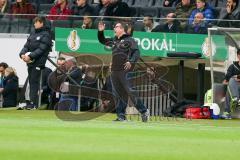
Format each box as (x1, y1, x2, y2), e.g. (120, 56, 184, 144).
(141, 110, 149, 122)
(17, 107, 24, 110)
(113, 117, 127, 122)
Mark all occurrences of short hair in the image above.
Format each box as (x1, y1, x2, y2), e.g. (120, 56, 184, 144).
(0, 62, 8, 69)
(115, 21, 129, 33)
(237, 49, 240, 55)
(33, 16, 45, 24)
(57, 57, 66, 61)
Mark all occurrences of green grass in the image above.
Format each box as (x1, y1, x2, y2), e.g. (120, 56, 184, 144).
(1, 108, 240, 160)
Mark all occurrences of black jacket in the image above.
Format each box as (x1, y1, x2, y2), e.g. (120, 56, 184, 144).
(98, 31, 140, 71)
(105, 1, 131, 17)
(152, 21, 180, 33)
(2, 75, 18, 107)
(67, 66, 82, 85)
(224, 61, 240, 82)
(72, 4, 95, 17)
(19, 26, 52, 68)
(217, 7, 240, 28)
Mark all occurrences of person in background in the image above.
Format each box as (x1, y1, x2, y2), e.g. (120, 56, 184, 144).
(0, 0, 11, 18)
(217, 0, 240, 28)
(72, 0, 95, 19)
(0, 67, 18, 107)
(0, 62, 8, 107)
(9, 0, 36, 19)
(95, 0, 111, 16)
(48, 57, 67, 110)
(185, 12, 207, 34)
(175, 0, 195, 31)
(59, 57, 82, 111)
(47, 0, 72, 20)
(81, 14, 94, 29)
(104, 0, 131, 17)
(152, 12, 180, 33)
(19, 16, 52, 109)
(222, 50, 240, 119)
(142, 15, 158, 32)
(188, 0, 215, 25)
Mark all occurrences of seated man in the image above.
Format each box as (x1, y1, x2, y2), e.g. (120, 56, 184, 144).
(222, 49, 240, 119)
(185, 12, 207, 34)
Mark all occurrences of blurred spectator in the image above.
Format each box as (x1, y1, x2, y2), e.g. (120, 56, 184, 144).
(217, 0, 240, 28)
(95, 0, 111, 16)
(104, 0, 131, 17)
(152, 13, 180, 33)
(72, 0, 95, 19)
(0, 0, 11, 18)
(47, 0, 72, 20)
(48, 57, 66, 109)
(9, 0, 36, 19)
(0, 62, 8, 88)
(189, 0, 215, 25)
(186, 12, 207, 34)
(163, 0, 180, 7)
(59, 57, 82, 111)
(175, 0, 195, 31)
(143, 15, 158, 32)
(0, 67, 18, 107)
(81, 14, 94, 29)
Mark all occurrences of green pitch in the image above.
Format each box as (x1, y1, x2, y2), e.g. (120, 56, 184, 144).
(0, 108, 240, 160)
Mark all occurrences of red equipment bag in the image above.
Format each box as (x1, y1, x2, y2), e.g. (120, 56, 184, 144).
(184, 106, 211, 119)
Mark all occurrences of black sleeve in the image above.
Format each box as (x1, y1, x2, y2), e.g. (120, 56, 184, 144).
(97, 31, 113, 46)
(224, 64, 235, 82)
(29, 33, 52, 60)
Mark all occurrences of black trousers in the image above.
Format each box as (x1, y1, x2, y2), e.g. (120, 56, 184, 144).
(111, 70, 147, 118)
(28, 66, 42, 106)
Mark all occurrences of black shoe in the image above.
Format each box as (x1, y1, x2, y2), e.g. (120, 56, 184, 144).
(141, 110, 149, 122)
(113, 117, 127, 122)
(17, 107, 24, 110)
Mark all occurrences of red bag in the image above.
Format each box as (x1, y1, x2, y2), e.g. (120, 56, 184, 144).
(184, 106, 211, 119)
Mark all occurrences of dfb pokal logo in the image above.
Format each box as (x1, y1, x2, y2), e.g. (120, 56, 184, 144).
(67, 30, 80, 51)
(202, 37, 216, 58)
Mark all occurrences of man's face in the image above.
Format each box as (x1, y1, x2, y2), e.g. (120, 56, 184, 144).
(182, 0, 190, 6)
(166, 13, 175, 23)
(196, 0, 205, 9)
(83, 16, 92, 25)
(76, 0, 86, 6)
(57, 60, 65, 67)
(143, 17, 152, 27)
(0, 0, 6, 7)
(34, 21, 43, 29)
(57, 0, 65, 5)
(227, 0, 236, 9)
(114, 23, 124, 37)
(194, 12, 204, 24)
(0, 67, 4, 73)
(101, 0, 110, 6)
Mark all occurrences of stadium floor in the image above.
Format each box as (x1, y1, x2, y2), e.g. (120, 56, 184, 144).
(0, 108, 240, 160)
